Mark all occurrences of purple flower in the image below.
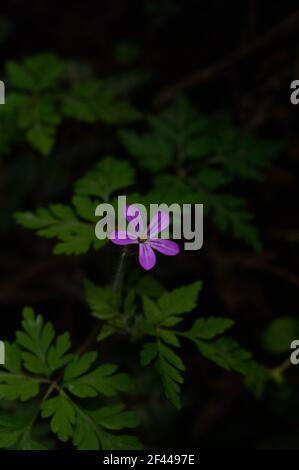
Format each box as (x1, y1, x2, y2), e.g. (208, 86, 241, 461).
(109, 205, 180, 270)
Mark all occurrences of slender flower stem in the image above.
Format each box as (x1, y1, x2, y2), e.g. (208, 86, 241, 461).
(112, 247, 128, 293)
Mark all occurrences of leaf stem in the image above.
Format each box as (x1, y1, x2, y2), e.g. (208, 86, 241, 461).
(269, 357, 291, 384)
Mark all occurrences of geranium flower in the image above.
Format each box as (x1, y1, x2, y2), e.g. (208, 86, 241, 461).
(109, 205, 180, 270)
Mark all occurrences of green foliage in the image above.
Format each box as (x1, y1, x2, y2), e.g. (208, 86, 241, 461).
(185, 317, 235, 340)
(4, 54, 64, 155)
(1, 53, 140, 156)
(120, 98, 281, 178)
(0, 342, 41, 401)
(14, 91, 281, 251)
(15, 156, 135, 254)
(157, 281, 202, 317)
(4, 52, 283, 448)
(0, 308, 141, 450)
(152, 340, 184, 409)
(6, 53, 65, 91)
(63, 355, 133, 398)
(84, 280, 121, 320)
(261, 317, 299, 355)
(87, 277, 269, 408)
(75, 156, 135, 201)
(119, 97, 282, 249)
(85, 280, 139, 341)
(0, 406, 48, 449)
(138, 282, 233, 408)
(61, 79, 140, 124)
(15, 200, 101, 255)
(193, 337, 270, 398)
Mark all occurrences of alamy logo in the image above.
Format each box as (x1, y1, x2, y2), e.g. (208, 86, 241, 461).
(0, 341, 5, 365)
(290, 80, 299, 105)
(94, 196, 203, 251)
(290, 340, 299, 365)
(0, 81, 5, 104)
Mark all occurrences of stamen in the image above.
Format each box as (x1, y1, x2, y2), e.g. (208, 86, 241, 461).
(138, 234, 148, 243)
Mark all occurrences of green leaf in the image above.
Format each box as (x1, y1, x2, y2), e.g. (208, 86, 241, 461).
(62, 80, 140, 124)
(141, 337, 184, 408)
(149, 175, 195, 206)
(84, 280, 120, 319)
(64, 360, 133, 398)
(123, 290, 137, 319)
(140, 342, 158, 366)
(97, 431, 142, 450)
(119, 129, 173, 172)
(159, 329, 180, 347)
(157, 281, 202, 321)
(75, 156, 135, 201)
(203, 192, 261, 251)
(97, 325, 118, 342)
(62, 80, 101, 123)
(0, 342, 40, 401)
(72, 409, 99, 450)
(0, 308, 73, 405)
(185, 137, 213, 160)
(155, 341, 185, 409)
(15, 202, 101, 255)
(90, 404, 139, 431)
(41, 394, 75, 442)
(219, 133, 283, 181)
(6, 62, 34, 90)
(72, 195, 98, 222)
(63, 352, 98, 380)
(16, 307, 54, 376)
(6, 54, 65, 156)
(11, 92, 61, 155)
(47, 333, 73, 372)
(6, 53, 65, 91)
(119, 97, 209, 172)
(195, 337, 251, 371)
(142, 296, 162, 324)
(130, 273, 166, 298)
(73, 405, 141, 450)
(195, 337, 269, 390)
(185, 317, 234, 340)
(196, 169, 232, 189)
(4, 342, 22, 373)
(26, 120, 57, 156)
(261, 317, 299, 355)
(0, 408, 46, 449)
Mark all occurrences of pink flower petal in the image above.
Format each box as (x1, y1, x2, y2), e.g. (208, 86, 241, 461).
(147, 212, 170, 237)
(125, 205, 145, 234)
(139, 243, 156, 270)
(109, 230, 137, 245)
(149, 239, 180, 256)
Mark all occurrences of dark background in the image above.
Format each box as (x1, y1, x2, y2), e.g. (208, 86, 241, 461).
(1, 0, 299, 449)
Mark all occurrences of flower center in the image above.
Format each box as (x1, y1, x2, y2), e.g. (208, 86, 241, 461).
(138, 234, 148, 243)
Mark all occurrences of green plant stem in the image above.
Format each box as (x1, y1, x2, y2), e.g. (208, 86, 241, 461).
(270, 357, 291, 384)
(20, 377, 58, 444)
(113, 247, 128, 293)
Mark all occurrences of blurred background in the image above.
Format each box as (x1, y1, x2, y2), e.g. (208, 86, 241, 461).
(0, 0, 299, 449)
